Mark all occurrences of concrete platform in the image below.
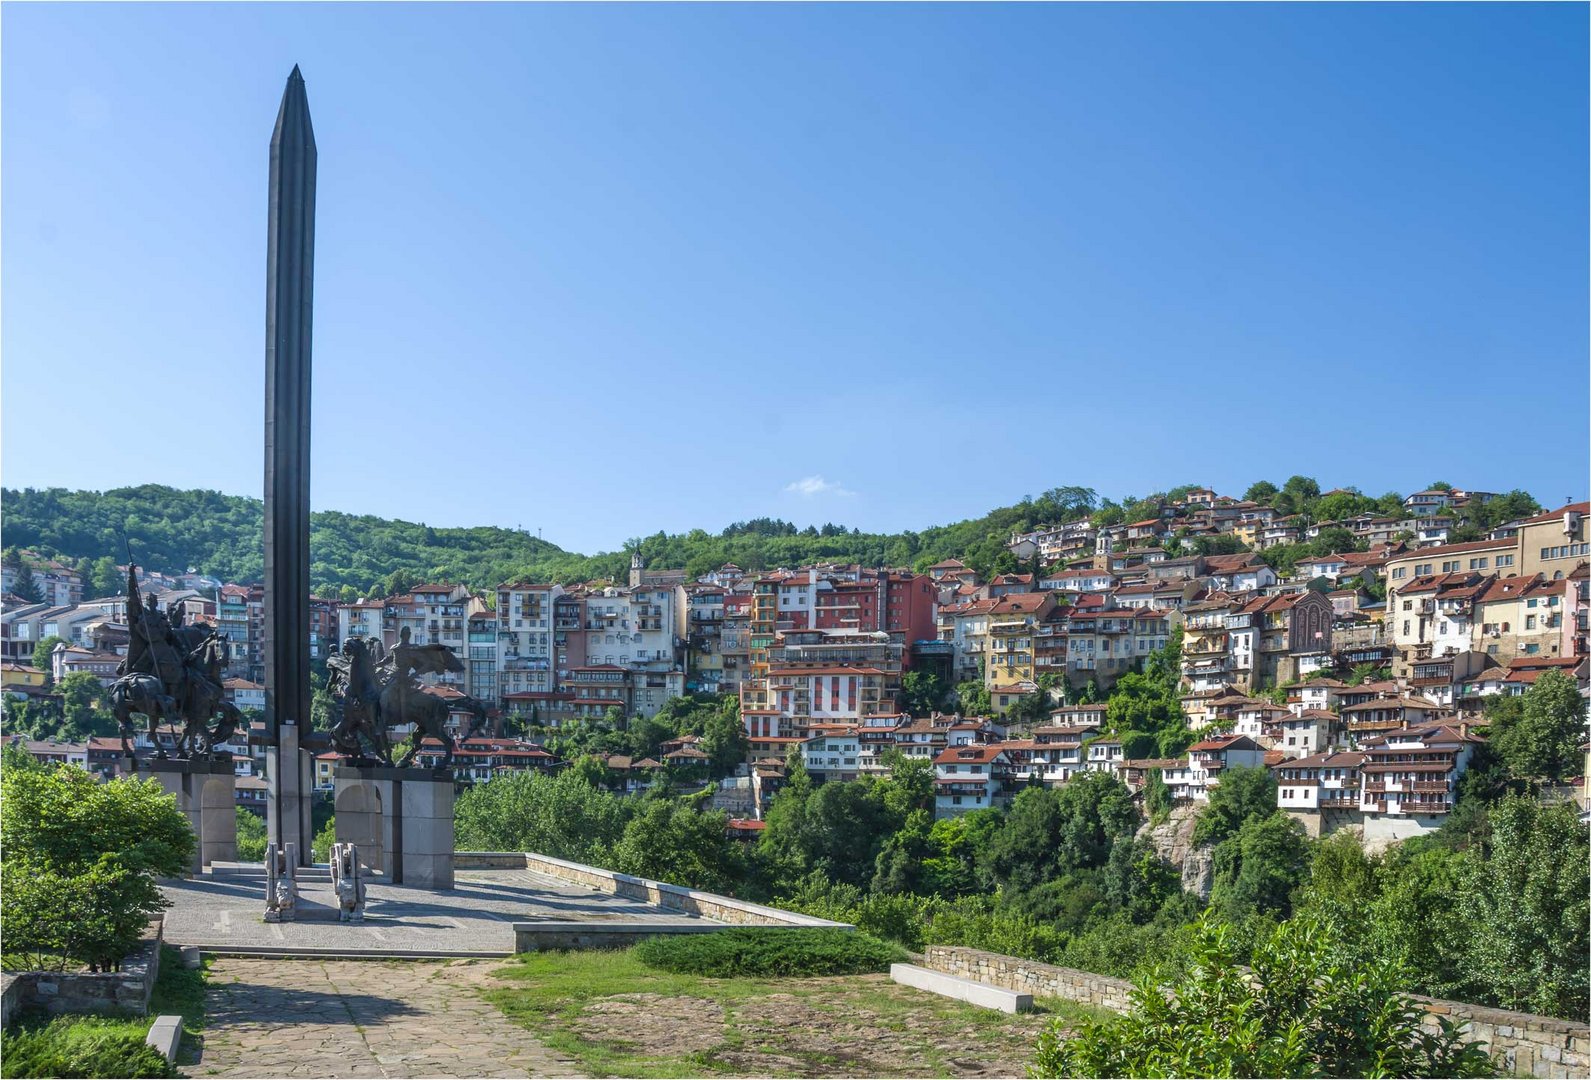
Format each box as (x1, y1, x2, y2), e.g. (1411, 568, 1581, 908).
(890, 963, 1034, 1014)
(161, 865, 721, 958)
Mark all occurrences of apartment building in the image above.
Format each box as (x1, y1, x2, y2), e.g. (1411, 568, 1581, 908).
(683, 584, 727, 694)
(803, 725, 861, 782)
(933, 743, 1012, 818)
(984, 592, 1057, 711)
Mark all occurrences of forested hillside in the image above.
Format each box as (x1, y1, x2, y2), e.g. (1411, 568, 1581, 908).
(0, 483, 1104, 594)
(0, 479, 1539, 597)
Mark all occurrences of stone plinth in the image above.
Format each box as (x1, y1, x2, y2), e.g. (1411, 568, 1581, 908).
(334, 766, 454, 889)
(139, 757, 237, 872)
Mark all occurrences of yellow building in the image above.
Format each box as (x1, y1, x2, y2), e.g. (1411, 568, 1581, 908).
(1, 662, 47, 692)
(984, 592, 1057, 714)
(1516, 502, 1589, 580)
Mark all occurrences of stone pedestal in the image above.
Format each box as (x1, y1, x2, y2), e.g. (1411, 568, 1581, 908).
(267, 723, 315, 867)
(334, 766, 454, 889)
(139, 758, 238, 872)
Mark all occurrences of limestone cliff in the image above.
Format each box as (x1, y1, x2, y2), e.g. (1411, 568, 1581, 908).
(1137, 803, 1216, 901)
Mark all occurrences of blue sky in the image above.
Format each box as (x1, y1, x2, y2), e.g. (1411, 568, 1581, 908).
(4, 3, 1586, 553)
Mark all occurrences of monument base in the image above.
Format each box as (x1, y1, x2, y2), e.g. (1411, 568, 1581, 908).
(136, 757, 237, 872)
(334, 766, 454, 890)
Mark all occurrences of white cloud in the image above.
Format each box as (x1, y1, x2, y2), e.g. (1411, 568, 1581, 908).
(784, 475, 855, 498)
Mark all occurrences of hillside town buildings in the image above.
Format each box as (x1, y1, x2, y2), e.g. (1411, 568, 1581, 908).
(5, 490, 1586, 846)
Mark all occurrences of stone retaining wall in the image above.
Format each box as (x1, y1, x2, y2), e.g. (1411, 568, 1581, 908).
(1414, 994, 1588, 1078)
(453, 852, 530, 870)
(514, 852, 851, 929)
(512, 920, 727, 952)
(921, 945, 1589, 1079)
(923, 946, 1134, 1013)
(1, 919, 164, 1024)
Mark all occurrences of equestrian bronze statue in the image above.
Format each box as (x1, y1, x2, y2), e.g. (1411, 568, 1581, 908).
(326, 628, 491, 768)
(110, 565, 241, 762)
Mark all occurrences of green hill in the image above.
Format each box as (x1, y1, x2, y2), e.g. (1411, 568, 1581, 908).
(0, 483, 1101, 596)
(9, 479, 1529, 599)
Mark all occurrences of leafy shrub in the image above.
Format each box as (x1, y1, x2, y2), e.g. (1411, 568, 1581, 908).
(235, 809, 267, 863)
(1031, 912, 1496, 1078)
(0, 1016, 175, 1078)
(631, 928, 906, 978)
(310, 818, 336, 864)
(1, 767, 191, 971)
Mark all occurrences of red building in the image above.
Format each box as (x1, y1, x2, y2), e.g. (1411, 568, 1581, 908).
(813, 571, 938, 662)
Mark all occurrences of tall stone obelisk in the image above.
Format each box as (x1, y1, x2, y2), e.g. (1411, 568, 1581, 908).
(264, 66, 315, 863)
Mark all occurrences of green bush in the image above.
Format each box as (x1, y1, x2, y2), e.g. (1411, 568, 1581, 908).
(0, 767, 191, 972)
(235, 808, 267, 863)
(0, 1016, 175, 1079)
(1031, 911, 1495, 1078)
(631, 928, 906, 978)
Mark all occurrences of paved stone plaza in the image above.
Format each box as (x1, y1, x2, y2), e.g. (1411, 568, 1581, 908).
(195, 957, 584, 1078)
(162, 866, 711, 956)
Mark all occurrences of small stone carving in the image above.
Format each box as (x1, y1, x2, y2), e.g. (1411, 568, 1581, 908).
(263, 841, 300, 923)
(330, 843, 366, 923)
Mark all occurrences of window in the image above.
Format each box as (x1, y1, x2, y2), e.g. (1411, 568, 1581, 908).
(1525, 616, 1536, 630)
(1496, 554, 1514, 568)
(1469, 558, 1488, 570)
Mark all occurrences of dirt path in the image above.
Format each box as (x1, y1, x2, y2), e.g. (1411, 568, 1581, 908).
(192, 958, 584, 1078)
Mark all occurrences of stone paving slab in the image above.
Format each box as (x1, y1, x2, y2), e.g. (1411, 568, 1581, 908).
(162, 867, 713, 956)
(194, 957, 584, 1078)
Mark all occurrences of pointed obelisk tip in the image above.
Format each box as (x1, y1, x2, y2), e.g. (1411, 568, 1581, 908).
(289, 64, 303, 82)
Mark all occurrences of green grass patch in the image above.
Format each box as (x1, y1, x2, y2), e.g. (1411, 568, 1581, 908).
(0, 1016, 174, 1079)
(0, 946, 209, 1078)
(484, 945, 1051, 1079)
(631, 928, 907, 978)
(147, 946, 208, 1063)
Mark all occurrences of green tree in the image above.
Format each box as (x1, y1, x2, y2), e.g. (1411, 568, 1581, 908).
(920, 810, 1001, 896)
(1209, 812, 1312, 920)
(86, 555, 121, 600)
(1459, 797, 1589, 1019)
(900, 669, 948, 717)
(454, 769, 633, 866)
(954, 680, 991, 716)
(871, 808, 934, 894)
(611, 800, 743, 894)
(699, 700, 749, 778)
(0, 766, 193, 970)
(1144, 767, 1172, 820)
(1193, 764, 1277, 845)
(1032, 912, 1495, 1078)
(4, 547, 44, 604)
(30, 635, 67, 681)
(236, 808, 268, 862)
(1489, 670, 1586, 783)
(57, 671, 115, 741)
(983, 773, 1137, 892)
(877, 748, 934, 819)
(1244, 480, 1279, 504)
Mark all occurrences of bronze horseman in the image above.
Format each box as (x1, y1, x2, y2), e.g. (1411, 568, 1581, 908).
(110, 565, 242, 761)
(326, 626, 490, 768)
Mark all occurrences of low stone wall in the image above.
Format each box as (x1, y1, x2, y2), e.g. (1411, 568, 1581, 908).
(2, 919, 164, 1023)
(512, 920, 727, 952)
(923, 946, 1134, 1013)
(1, 974, 23, 1031)
(515, 852, 851, 929)
(454, 851, 530, 870)
(1414, 995, 1588, 1079)
(921, 945, 1590, 1079)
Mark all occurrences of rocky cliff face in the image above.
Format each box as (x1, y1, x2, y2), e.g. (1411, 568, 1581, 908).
(1137, 803, 1216, 901)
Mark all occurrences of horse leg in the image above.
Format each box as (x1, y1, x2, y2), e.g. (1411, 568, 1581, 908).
(150, 713, 167, 759)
